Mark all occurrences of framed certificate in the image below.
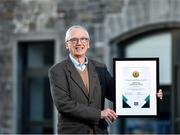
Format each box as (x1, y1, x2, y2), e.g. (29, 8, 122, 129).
(114, 58, 159, 116)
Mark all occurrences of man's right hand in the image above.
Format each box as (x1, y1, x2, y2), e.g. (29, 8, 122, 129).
(101, 108, 117, 124)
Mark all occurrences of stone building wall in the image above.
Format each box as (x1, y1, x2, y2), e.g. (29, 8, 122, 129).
(0, 0, 180, 133)
(0, 0, 17, 133)
(0, 0, 123, 133)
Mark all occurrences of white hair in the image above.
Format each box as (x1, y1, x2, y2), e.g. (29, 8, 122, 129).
(65, 25, 90, 42)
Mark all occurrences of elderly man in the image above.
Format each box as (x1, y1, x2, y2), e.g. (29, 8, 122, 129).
(48, 25, 163, 134)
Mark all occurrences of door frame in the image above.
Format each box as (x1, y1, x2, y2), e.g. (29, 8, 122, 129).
(109, 23, 180, 133)
(12, 31, 62, 133)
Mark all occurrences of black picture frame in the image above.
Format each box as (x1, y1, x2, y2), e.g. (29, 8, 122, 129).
(113, 58, 159, 117)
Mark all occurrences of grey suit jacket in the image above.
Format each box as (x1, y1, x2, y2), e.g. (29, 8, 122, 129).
(48, 57, 114, 134)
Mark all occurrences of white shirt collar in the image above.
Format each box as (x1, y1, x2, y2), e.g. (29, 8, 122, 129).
(69, 54, 88, 71)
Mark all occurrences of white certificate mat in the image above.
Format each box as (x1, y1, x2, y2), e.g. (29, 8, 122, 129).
(114, 58, 159, 116)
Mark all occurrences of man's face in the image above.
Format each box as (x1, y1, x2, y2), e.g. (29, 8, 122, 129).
(66, 28, 89, 58)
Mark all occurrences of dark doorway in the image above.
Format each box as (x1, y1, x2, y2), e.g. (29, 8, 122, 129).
(17, 41, 54, 133)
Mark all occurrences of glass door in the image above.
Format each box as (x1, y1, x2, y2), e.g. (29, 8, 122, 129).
(124, 32, 171, 134)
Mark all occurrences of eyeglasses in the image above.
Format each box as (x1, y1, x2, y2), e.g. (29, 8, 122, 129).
(67, 37, 89, 45)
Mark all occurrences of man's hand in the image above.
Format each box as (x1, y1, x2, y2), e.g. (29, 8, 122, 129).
(101, 108, 117, 124)
(157, 89, 163, 99)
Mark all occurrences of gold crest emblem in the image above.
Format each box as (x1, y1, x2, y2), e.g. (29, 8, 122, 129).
(132, 71, 139, 78)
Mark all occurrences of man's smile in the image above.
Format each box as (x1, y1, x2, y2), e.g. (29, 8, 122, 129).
(75, 46, 84, 52)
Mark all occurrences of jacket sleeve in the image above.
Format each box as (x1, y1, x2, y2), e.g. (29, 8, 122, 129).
(48, 68, 101, 125)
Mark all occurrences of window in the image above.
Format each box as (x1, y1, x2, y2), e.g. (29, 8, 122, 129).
(17, 41, 54, 133)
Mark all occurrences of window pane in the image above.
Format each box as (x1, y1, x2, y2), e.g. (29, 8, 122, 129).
(126, 32, 172, 85)
(29, 78, 43, 121)
(28, 45, 44, 68)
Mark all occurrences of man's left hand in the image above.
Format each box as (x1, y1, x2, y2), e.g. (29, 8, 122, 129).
(157, 89, 163, 100)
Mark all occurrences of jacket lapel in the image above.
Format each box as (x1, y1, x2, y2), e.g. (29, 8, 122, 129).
(66, 57, 89, 99)
(88, 60, 99, 101)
